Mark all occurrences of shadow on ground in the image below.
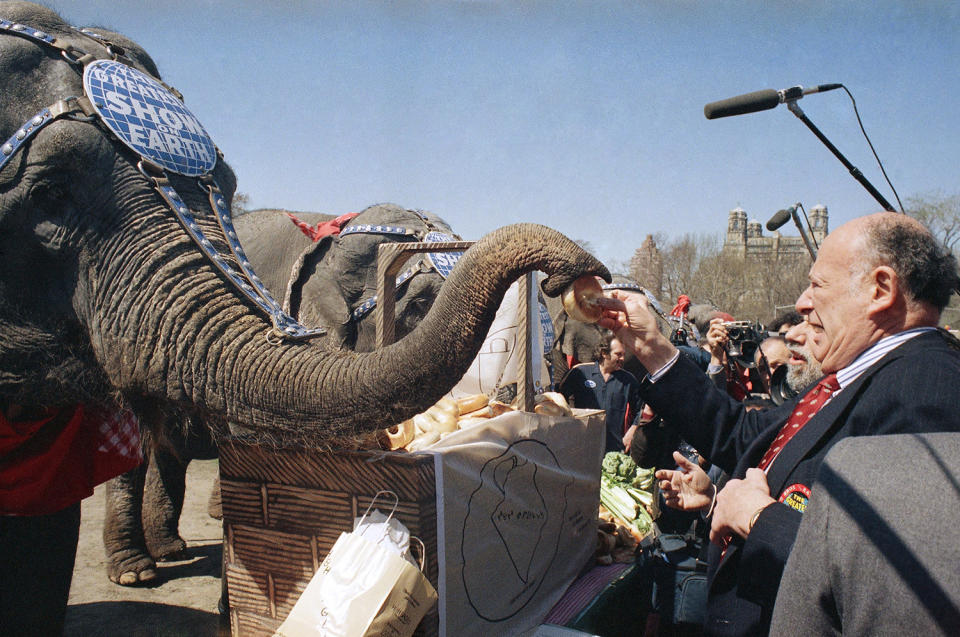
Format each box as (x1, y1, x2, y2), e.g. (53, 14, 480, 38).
(65, 601, 228, 637)
(67, 460, 227, 636)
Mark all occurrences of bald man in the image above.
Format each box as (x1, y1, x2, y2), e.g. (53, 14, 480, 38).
(598, 212, 960, 636)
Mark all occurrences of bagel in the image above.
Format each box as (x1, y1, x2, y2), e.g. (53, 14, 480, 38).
(405, 431, 441, 452)
(382, 418, 416, 450)
(561, 276, 604, 323)
(534, 392, 573, 417)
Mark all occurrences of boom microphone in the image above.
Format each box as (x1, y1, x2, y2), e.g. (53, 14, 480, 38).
(704, 84, 843, 120)
(766, 206, 796, 231)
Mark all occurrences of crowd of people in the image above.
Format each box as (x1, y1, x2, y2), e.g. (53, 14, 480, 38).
(555, 211, 960, 636)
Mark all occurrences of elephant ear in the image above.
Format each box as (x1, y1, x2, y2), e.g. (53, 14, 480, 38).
(284, 237, 356, 348)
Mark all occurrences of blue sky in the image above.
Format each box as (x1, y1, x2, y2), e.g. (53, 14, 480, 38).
(46, 1, 960, 271)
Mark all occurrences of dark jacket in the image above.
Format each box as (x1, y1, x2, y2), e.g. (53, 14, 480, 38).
(640, 330, 960, 636)
(559, 362, 641, 453)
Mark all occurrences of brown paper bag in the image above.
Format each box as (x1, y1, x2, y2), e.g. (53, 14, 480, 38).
(275, 531, 438, 637)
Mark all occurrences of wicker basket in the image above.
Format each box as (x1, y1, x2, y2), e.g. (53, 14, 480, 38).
(219, 441, 440, 636)
(220, 242, 542, 636)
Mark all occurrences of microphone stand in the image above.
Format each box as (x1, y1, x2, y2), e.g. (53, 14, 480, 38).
(786, 101, 896, 213)
(790, 207, 818, 261)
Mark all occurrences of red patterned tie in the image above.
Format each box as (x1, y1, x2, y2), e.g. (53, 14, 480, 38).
(758, 373, 839, 471)
(718, 373, 840, 555)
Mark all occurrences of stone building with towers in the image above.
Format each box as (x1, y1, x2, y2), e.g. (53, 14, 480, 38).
(723, 205, 829, 258)
(628, 205, 829, 299)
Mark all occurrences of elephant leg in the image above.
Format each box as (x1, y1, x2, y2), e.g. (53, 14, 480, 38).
(546, 347, 571, 387)
(103, 464, 157, 585)
(207, 474, 223, 520)
(142, 444, 189, 561)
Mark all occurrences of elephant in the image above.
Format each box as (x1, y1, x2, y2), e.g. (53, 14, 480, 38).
(105, 203, 461, 585)
(0, 1, 609, 624)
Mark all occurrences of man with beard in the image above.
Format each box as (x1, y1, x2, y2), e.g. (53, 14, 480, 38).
(784, 322, 823, 392)
(602, 212, 960, 636)
(655, 321, 823, 515)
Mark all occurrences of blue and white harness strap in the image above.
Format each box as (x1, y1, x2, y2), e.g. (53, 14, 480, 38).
(348, 230, 464, 321)
(0, 20, 322, 340)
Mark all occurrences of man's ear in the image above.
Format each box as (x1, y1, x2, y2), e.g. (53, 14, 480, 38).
(867, 265, 898, 314)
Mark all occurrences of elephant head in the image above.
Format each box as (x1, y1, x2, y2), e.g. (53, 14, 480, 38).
(0, 3, 610, 445)
(233, 204, 458, 352)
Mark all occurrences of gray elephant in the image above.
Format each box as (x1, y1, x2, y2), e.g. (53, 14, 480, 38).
(105, 203, 460, 585)
(0, 3, 608, 630)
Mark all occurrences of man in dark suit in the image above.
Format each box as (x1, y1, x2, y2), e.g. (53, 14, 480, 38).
(597, 212, 960, 636)
(770, 432, 960, 636)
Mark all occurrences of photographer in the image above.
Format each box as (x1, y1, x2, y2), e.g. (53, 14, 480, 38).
(755, 336, 791, 396)
(704, 318, 766, 401)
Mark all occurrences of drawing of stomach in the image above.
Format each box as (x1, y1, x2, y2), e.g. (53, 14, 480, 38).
(460, 439, 572, 621)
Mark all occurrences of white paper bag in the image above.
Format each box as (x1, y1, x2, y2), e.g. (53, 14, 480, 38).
(275, 495, 438, 637)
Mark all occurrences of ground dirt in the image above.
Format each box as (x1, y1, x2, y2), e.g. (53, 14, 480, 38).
(65, 459, 229, 637)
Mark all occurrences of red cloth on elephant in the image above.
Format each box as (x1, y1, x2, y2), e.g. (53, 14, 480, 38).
(0, 404, 141, 515)
(287, 211, 360, 242)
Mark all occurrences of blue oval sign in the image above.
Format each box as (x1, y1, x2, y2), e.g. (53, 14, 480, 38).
(424, 231, 463, 278)
(83, 60, 217, 176)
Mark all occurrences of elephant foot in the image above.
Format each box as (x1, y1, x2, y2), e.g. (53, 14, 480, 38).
(145, 525, 188, 562)
(107, 550, 158, 586)
(150, 536, 189, 562)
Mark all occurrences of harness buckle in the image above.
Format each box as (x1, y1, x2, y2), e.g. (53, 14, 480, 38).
(136, 159, 165, 180)
(60, 45, 96, 67)
(48, 96, 97, 122)
(197, 174, 220, 195)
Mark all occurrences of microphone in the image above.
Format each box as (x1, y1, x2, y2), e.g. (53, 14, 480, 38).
(766, 205, 797, 231)
(704, 84, 842, 120)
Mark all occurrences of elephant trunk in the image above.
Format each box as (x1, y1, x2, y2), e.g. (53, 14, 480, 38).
(292, 222, 609, 440)
(101, 213, 606, 444)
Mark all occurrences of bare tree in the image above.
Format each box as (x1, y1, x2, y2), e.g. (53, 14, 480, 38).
(231, 191, 251, 217)
(658, 233, 720, 304)
(907, 191, 960, 253)
(622, 230, 811, 325)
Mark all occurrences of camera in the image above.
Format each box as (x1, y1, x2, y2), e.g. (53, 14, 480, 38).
(769, 364, 799, 406)
(668, 315, 701, 348)
(722, 320, 764, 367)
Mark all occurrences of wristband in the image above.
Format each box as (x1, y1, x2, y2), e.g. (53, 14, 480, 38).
(748, 504, 769, 533)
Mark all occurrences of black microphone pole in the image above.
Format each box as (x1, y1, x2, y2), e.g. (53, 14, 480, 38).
(785, 100, 896, 213)
(789, 206, 818, 261)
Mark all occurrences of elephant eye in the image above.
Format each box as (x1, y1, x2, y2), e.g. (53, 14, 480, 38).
(30, 181, 69, 207)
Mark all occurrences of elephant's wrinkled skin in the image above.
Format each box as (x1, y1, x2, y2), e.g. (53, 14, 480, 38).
(106, 204, 458, 585)
(0, 0, 608, 597)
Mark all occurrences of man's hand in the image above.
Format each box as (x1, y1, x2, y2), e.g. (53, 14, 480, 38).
(597, 291, 677, 372)
(706, 318, 729, 365)
(709, 468, 776, 545)
(622, 423, 637, 452)
(655, 451, 714, 512)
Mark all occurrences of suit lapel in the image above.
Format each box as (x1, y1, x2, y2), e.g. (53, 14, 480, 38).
(711, 332, 948, 586)
(763, 378, 860, 495)
(763, 332, 940, 495)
